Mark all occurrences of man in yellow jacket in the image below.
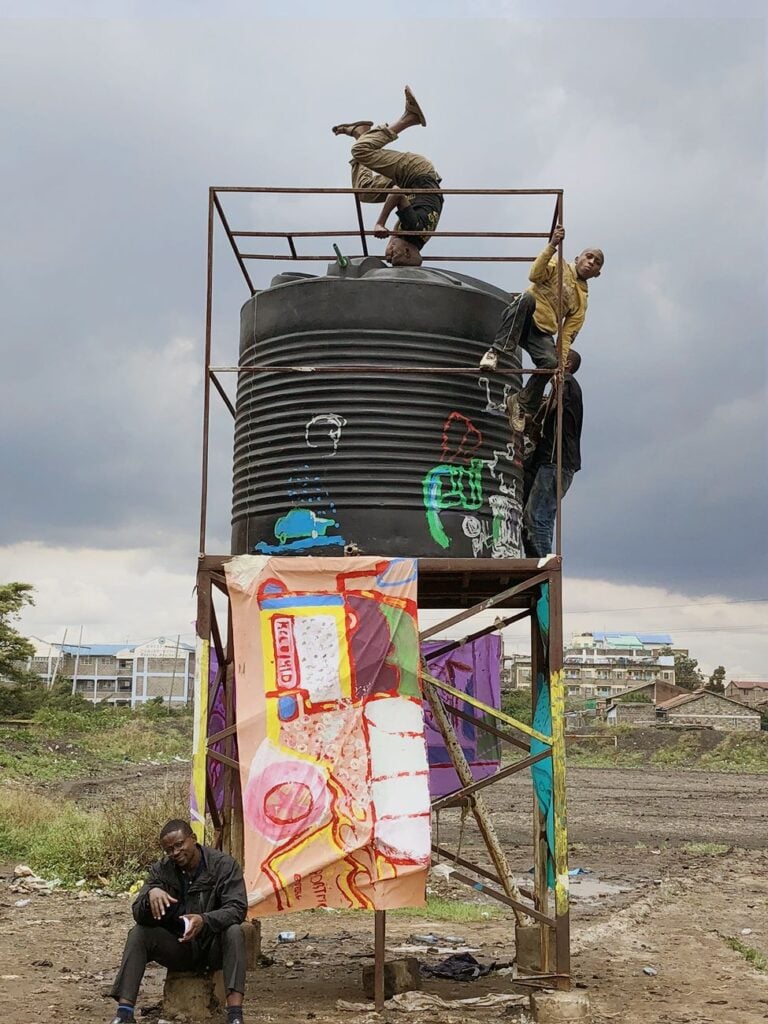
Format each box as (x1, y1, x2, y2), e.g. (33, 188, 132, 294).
(479, 227, 603, 430)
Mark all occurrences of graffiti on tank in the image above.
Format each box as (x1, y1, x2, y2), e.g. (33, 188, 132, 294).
(423, 411, 487, 549)
(305, 413, 347, 457)
(489, 493, 522, 557)
(478, 375, 513, 416)
(484, 444, 519, 496)
(440, 412, 483, 461)
(256, 463, 344, 554)
(461, 493, 521, 559)
(424, 411, 522, 556)
(423, 458, 484, 549)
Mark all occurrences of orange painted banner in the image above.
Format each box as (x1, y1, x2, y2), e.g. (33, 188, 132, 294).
(225, 555, 429, 915)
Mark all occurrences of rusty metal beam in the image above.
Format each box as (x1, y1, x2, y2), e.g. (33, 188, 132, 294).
(213, 185, 563, 195)
(209, 371, 236, 418)
(442, 702, 529, 754)
(423, 608, 531, 662)
(420, 571, 552, 641)
(431, 748, 552, 812)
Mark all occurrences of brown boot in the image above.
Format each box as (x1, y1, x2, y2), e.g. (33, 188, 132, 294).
(404, 86, 427, 126)
(331, 120, 374, 138)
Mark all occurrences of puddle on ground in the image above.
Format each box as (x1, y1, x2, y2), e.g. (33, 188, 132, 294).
(515, 875, 635, 904)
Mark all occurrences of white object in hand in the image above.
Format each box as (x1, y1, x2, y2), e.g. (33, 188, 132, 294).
(181, 915, 193, 937)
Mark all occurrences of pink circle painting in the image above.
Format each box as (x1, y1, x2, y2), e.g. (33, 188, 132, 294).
(244, 758, 330, 843)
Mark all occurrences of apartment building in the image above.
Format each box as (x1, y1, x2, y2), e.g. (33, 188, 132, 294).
(28, 636, 195, 707)
(503, 631, 678, 701)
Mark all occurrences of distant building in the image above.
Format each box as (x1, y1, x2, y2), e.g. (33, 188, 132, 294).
(657, 688, 761, 731)
(27, 636, 195, 708)
(725, 680, 768, 707)
(503, 631, 678, 700)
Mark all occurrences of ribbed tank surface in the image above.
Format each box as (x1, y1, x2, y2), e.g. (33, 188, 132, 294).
(232, 258, 524, 559)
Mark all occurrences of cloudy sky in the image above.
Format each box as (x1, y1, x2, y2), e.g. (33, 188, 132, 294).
(1, 2, 766, 677)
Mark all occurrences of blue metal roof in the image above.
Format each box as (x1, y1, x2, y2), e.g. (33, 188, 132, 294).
(60, 643, 136, 656)
(593, 632, 672, 645)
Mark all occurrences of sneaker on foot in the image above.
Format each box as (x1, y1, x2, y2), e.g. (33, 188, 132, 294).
(506, 393, 526, 433)
(479, 349, 498, 371)
(109, 1017, 134, 1024)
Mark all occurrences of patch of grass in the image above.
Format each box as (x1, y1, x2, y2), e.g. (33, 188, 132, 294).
(0, 707, 192, 780)
(682, 842, 730, 856)
(0, 780, 189, 889)
(567, 748, 644, 769)
(650, 731, 701, 767)
(724, 936, 768, 972)
(390, 896, 502, 923)
(698, 734, 768, 774)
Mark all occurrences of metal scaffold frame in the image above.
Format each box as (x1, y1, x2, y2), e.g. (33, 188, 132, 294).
(195, 185, 571, 1008)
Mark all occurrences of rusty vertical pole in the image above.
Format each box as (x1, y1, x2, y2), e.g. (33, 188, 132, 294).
(554, 193, 564, 556)
(199, 188, 215, 558)
(374, 910, 386, 1011)
(548, 568, 570, 986)
(530, 603, 551, 972)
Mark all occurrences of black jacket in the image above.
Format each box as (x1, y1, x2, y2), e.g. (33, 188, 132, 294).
(132, 845, 247, 951)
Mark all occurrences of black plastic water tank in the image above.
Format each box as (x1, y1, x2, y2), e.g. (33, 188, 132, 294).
(231, 257, 524, 559)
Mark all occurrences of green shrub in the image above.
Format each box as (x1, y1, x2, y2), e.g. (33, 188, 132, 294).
(0, 781, 190, 889)
(501, 689, 533, 727)
(0, 684, 48, 718)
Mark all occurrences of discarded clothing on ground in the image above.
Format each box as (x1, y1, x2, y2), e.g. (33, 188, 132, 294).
(420, 951, 492, 981)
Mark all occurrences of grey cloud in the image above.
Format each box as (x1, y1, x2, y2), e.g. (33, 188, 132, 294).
(1, 17, 765, 598)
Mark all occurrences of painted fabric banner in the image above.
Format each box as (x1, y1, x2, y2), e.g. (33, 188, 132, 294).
(225, 554, 430, 915)
(422, 635, 502, 799)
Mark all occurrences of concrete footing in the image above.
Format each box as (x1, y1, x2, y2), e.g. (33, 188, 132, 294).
(362, 957, 421, 1000)
(162, 970, 225, 1021)
(530, 990, 591, 1022)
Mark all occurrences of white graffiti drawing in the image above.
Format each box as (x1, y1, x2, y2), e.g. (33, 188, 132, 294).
(489, 493, 522, 558)
(478, 376, 513, 416)
(484, 445, 519, 497)
(305, 413, 347, 456)
(461, 516, 486, 558)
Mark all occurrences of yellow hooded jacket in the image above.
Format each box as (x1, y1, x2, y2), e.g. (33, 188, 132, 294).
(527, 243, 588, 360)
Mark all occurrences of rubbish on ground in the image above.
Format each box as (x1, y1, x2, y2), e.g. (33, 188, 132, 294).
(14, 899, 31, 908)
(277, 931, 310, 943)
(421, 952, 492, 981)
(31, 959, 53, 967)
(643, 966, 658, 976)
(389, 944, 480, 956)
(337, 991, 529, 1013)
(409, 933, 440, 945)
(740, 928, 753, 936)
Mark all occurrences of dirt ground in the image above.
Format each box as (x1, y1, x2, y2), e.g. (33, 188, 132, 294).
(2, 766, 768, 1024)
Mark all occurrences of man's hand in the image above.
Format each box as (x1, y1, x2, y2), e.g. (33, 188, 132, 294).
(148, 887, 177, 920)
(373, 222, 390, 239)
(551, 225, 565, 247)
(179, 914, 205, 943)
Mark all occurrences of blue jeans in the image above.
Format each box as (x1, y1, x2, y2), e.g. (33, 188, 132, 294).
(523, 463, 574, 558)
(491, 291, 557, 414)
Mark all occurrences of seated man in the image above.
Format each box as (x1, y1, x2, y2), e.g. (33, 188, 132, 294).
(108, 819, 247, 1024)
(522, 349, 583, 558)
(333, 86, 443, 267)
(479, 227, 602, 431)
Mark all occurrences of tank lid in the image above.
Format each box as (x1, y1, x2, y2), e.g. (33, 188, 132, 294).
(268, 257, 511, 302)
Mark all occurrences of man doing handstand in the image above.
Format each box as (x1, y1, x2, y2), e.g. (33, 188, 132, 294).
(333, 86, 443, 267)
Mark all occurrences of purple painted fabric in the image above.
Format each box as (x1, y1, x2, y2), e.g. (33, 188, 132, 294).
(422, 634, 502, 798)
